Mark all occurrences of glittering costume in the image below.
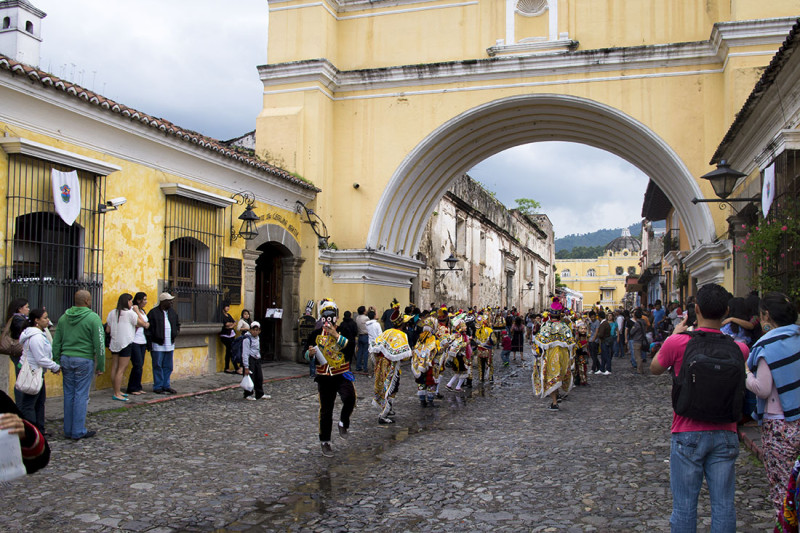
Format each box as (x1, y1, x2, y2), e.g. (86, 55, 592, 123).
(369, 312, 412, 423)
(573, 337, 589, 386)
(532, 318, 576, 399)
(411, 317, 440, 407)
(473, 315, 494, 382)
(445, 317, 472, 391)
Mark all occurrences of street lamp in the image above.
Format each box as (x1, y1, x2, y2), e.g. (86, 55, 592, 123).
(230, 191, 259, 243)
(295, 200, 330, 249)
(691, 160, 759, 206)
(648, 263, 661, 277)
(435, 254, 462, 272)
(523, 281, 534, 291)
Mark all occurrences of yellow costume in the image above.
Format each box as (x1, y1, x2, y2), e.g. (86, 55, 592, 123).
(532, 319, 575, 398)
(369, 320, 412, 422)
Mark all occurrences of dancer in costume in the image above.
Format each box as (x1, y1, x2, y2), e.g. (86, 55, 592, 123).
(491, 308, 506, 346)
(532, 300, 575, 411)
(303, 299, 356, 457)
(369, 308, 412, 424)
(473, 312, 494, 382)
(411, 314, 440, 407)
(444, 315, 472, 392)
(573, 321, 590, 386)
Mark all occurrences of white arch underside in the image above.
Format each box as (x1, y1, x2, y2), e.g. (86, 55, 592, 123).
(367, 94, 714, 257)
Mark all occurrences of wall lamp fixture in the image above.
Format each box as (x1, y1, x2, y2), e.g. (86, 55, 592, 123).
(230, 191, 259, 244)
(691, 160, 760, 209)
(522, 281, 535, 291)
(295, 200, 330, 249)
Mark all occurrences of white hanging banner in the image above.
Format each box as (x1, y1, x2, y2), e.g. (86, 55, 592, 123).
(51, 169, 81, 226)
(762, 163, 776, 217)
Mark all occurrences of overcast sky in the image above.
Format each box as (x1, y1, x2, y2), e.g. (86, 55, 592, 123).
(32, 0, 648, 239)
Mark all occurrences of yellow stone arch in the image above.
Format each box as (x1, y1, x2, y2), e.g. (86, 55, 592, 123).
(368, 93, 714, 256)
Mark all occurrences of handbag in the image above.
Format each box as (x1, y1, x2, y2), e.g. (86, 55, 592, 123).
(0, 318, 22, 358)
(15, 353, 43, 395)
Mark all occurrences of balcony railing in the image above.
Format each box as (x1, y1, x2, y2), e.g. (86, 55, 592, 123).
(662, 229, 680, 254)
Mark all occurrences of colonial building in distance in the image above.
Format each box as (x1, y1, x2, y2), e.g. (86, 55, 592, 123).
(556, 229, 641, 309)
(415, 174, 555, 311)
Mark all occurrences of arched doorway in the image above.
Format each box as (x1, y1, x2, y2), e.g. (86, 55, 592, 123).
(244, 223, 304, 363)
(367, 94, 715, 258)
(254, 243, 285, 361)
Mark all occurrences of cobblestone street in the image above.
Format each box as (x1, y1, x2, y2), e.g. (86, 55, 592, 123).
(1, 349, 773, 532)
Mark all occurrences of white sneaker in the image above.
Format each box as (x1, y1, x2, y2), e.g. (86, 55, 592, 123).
(260, 395, 271, 400)
(603, 371, 611, 375)
(594, 370, 602, 374)
(246, 396, 257, 401)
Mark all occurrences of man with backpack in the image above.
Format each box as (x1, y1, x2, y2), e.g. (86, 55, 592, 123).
(650, 283, 749, 532)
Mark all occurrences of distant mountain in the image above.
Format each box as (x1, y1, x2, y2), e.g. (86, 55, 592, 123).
(555, 223, 641, 253)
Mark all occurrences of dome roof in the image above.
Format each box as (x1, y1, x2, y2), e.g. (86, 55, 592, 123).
(604, 228, 641, 253)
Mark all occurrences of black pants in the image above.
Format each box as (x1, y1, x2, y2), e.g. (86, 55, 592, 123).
(126, 342, 146, 393)
(588, 341, 600, 372)
(222, 336, 238, 371)
(243, 357, 264, 399)
(316, 374, 356, 442)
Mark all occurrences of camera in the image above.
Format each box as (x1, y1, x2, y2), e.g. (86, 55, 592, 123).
(107, 197, 127, 208)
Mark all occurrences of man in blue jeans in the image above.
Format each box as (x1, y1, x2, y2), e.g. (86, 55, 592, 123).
(354, 306, 370, 372)
(146, 293, 181, 394)
(52, 290, 105, 440)
(651, 283, 748, 532)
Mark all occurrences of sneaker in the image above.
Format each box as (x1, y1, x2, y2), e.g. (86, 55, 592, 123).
(594, 370, 602, 374)
(547, 404, 559, 411)
(378, 416, 395, 425)
(259, 395, 271, 400)
(338, 422, 348, 439)
(246, 396, 257, 401)
(503, 362, 509, 367)
(320, 442, 334, 457)
(603, 371, 611, 375)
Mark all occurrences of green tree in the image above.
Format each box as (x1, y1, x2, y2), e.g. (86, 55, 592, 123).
(515, 198, 541, 216)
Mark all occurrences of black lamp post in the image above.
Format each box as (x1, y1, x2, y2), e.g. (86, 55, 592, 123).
(296, 201, 330, 249)
(230, 191, 259, 243)
(691, 160, 759, 205)
(523, 281, 534, 291)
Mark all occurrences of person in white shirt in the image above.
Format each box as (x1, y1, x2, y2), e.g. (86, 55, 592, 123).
(17, 308, 60, 432)
(106, 293, 146, 402)
(125, 292, 149, 396)
(365, 309, 383, 375)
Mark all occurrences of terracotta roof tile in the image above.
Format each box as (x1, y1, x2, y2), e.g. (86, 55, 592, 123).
(0, 54, 319, 192)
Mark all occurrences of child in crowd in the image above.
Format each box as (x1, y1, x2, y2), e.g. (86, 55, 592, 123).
(500, 331, 512, 367)
(242, 322, 270, 401)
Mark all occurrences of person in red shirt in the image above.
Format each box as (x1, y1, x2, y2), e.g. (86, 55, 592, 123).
(650, 283, 749, 533)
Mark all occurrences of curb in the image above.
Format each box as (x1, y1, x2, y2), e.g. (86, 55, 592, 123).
(738, 426, 764, 462)
(123, 373, 307, 409)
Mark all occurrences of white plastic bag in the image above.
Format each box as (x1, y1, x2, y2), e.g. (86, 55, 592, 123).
(240, 374, 254, 392)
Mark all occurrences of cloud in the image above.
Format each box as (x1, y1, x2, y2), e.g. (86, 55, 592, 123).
(36, 0, 267, 139)
(468, 142, 648, 238)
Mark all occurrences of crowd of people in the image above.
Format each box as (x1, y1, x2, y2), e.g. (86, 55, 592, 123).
(3, 285, 800, 532)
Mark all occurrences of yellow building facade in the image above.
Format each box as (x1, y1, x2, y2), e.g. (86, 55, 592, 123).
(0, 52, 318, 395)
(260, 0, 800, 313)
(556, 230, 641, 309)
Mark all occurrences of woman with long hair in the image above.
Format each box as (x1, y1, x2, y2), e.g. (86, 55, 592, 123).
(125, 292, 149, 395)
(220, 302, 238, 374)
(16, 308, 60, 433)
(106, 293, 145, 401)
(745, 292, 800, 521)
(510, 316, 526, 364)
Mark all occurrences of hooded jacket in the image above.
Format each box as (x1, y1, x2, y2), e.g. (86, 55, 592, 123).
(19, 327, 60, 373)
(52, 306, 105, 372)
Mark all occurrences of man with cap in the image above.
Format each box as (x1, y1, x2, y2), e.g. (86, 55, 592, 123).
(146, 292, 181, 394)
(303, 299, 356, 457)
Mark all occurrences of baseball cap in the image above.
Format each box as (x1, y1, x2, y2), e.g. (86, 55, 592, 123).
(158, 292, 175, 302)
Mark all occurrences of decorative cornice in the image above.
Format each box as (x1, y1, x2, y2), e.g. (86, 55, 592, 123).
(754, 129, 800, 170)
(0, 136, 121, 175)
(683, 240, 732, 288)
(160, 183, 237, 208)
(259, 17, 797, 94)
(319, 248, 423, 287)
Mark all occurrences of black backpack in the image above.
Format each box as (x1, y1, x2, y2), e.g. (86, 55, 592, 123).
(671, 330, 745, 423)
(230, 335, 247, 366)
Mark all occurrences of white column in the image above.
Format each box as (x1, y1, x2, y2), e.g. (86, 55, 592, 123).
(506, 0, 515, 45)
(548, 0, 558, 40)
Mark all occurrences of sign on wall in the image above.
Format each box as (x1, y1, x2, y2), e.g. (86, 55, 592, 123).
(220, 257, 242, 305)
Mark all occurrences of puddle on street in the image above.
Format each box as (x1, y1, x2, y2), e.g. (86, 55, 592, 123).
(214, 374, 523, 530)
